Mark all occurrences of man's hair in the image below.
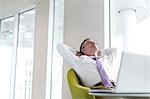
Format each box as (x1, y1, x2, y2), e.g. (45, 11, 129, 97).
(79, 38, 90, 53)
(76, 38, 90, 56)
(76, 38, 101, 56)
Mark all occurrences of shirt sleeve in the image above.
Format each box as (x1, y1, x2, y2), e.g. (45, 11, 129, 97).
(57, 44, 78, 68)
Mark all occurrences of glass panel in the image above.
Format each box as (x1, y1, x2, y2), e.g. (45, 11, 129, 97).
(0, 17, 14, 46)
(50, 0, 64, 99)
(110, 1, 123, 49)
(14, 9, 35, 99)
(0, 17, 14, 99)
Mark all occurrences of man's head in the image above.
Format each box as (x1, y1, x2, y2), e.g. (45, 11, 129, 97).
(80, 38, 98, 56)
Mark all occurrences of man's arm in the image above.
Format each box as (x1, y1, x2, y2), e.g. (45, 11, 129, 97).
(57, 44, 78, 67)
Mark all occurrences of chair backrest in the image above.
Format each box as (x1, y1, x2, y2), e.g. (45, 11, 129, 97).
(67, 68, 95, 99)
(67, 68, 82, 86)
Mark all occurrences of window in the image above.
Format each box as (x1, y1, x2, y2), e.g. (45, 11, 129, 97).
(110, 0, 122, 49)
(0, 17, 14, 99)
(46, 0, 64, 99)
(110, 1, 150, 55)
(108, 1, 150, 83)
(51, 2, 64, 97)
(14, 9, 35, 99)
(0, 8, 35, 99)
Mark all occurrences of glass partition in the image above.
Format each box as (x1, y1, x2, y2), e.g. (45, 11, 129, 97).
(14, 9, 35, 99)
(0, 17, 14, 99)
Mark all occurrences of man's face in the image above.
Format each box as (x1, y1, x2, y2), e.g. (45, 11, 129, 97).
(81, 40, 98, 56)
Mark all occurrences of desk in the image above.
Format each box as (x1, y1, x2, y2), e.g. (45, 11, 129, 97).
(89, 89, 150, 99)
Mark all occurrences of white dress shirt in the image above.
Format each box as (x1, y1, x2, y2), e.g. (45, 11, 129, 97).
(57, 44, 122, 87)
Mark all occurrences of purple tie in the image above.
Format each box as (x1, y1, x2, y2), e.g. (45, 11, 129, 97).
(93, 57, 112, 88)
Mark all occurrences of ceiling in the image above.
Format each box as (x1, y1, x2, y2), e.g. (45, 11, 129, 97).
(0, 0, 43, 5)
(0, 0, 44, 19)
(1, 0, 150, 21)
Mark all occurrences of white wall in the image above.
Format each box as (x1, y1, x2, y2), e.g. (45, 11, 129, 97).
(0, 1, 2, 17)
(32, 0, 49, 99)
(63, 0, 104, 99)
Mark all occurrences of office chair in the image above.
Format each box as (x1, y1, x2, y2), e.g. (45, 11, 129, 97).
(67, 68, 96, 99)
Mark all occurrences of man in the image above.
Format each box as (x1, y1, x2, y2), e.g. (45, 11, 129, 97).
(57, 38, 121, 88)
